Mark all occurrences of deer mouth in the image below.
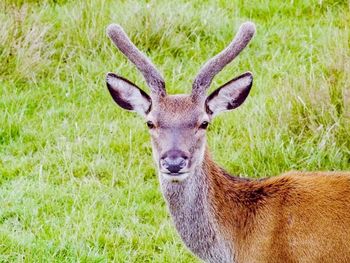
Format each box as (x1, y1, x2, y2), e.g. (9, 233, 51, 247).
(161, 172, 190, 182)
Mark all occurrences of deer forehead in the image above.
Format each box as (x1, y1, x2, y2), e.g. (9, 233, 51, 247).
(148, 94, 208, 127)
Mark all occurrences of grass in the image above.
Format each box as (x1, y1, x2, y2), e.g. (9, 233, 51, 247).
(0, 0, 349, 262)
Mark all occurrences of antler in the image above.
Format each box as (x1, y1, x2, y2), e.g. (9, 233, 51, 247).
(107, 24, 166, 97)
(191, 22, 256, 101)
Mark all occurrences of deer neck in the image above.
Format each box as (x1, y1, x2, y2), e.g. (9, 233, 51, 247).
(159, 147, 236, 262)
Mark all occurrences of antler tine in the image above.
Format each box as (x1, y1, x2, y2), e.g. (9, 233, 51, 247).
(107, 24, 166, 97)
(191, 22, 256, 101)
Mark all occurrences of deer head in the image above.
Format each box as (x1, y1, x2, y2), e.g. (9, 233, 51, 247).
(106, 22, 255, 182)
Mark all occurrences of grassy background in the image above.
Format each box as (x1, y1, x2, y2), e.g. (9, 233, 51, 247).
(0, 0, 349, 262)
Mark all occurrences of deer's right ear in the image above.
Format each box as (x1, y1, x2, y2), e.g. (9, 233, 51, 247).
(106, 73, 152, 116)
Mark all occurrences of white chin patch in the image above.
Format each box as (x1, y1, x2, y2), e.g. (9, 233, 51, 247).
(161, 173, 190, 182)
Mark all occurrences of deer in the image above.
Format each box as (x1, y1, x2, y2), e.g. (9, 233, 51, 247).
(104, 21, 350, 263)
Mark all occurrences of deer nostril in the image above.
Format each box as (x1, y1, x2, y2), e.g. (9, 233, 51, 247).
(161, 156, 188, 174)
(160, 150, 190, 174)
(179, 159, 186, 167)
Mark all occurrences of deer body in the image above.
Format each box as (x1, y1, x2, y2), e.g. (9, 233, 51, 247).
(162, 147, 350, 263)
(104, 22, 350, 262)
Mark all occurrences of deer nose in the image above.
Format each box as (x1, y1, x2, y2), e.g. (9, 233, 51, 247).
(160, 150, 189, 174)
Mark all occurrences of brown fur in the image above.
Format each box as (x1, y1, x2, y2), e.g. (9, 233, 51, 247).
(204, 151, 350, 263)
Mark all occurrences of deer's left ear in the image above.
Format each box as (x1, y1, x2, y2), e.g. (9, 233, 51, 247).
(205, 72, 253, 116)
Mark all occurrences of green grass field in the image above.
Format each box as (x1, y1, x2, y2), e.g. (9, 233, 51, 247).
(1, 0, 349, 262)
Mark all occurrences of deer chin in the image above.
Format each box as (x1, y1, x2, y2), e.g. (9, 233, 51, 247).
(160, 172, 190, 182)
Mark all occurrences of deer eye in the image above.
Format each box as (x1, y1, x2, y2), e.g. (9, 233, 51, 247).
(199, 121, 209, 129)
(146, 121, 155, 129)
